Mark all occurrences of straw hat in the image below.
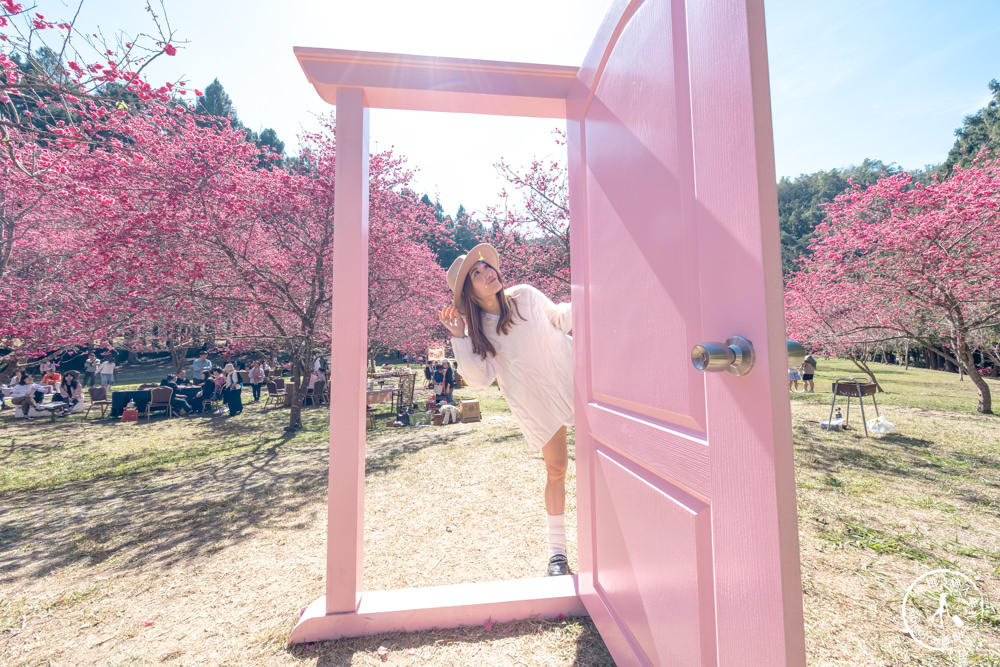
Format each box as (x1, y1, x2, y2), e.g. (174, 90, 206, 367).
(223, 363, 235, 373)
(446, 243, 500, 312)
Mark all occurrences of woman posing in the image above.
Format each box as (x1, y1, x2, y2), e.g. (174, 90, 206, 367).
(438, 244, 574, 576)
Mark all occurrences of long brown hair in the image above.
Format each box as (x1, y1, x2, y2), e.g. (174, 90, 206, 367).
(460, 264, 524, 359)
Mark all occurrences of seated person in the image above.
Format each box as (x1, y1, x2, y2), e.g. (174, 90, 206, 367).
(159, 374, 196, 415)
(57, 371, 84, 414)
(40, 370, 62, 391)
(9, 373, 45, 418)
(175, 370, 192, 385)
(212, 368, 227, 399)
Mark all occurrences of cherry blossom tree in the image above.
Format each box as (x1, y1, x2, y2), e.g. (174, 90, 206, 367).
(1, 0, 189, 176)
(485, 129, 570, 301)
(785, 158, 1000, 413)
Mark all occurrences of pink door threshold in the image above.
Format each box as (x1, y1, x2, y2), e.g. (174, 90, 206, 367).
(290, 575, 585, 642)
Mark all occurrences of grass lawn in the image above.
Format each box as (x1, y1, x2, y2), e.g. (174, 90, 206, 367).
(0, 360, 998, 664)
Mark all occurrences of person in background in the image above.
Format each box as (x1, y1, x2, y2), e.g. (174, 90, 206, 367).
(39, 359, 55, 375)
(247, 360, 265, 402)
(97, 356, 116, 386)
(788, 366, 802, 393)
(424, 359, 434, 389)
(40, 368, 62, 392)
(160, 374, 194, 415)
(222, 363, 243, 417)
(801, 355, 817, 393)
(57, 371, 84, 415)
(82, 352, 100, 387)
(175, 370, 191, 385)
(192, 351, 212, 382)
(442, 360, 455, 404)
(432, 363, 444, 401)
(10, 373, 44, 418)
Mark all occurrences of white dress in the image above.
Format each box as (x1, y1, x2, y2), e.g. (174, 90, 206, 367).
(451, 284, 573, 450)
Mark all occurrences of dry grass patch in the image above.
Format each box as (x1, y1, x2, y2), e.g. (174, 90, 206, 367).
(3, 359, 999, 665)
(792, 360, 1000, 665)
(1, 382, 611, 666)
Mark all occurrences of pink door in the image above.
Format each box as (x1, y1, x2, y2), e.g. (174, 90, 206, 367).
(567, 0, 805, 664)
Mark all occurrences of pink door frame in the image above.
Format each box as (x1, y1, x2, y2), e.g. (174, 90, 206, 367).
(290, 49, 586, 643)
(289, 2, 804, 660)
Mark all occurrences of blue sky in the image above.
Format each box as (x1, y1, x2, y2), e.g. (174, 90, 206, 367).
(63, 0, 1000, 211)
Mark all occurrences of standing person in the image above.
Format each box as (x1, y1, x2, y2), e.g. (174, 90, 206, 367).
(442, 360, 455, 404)
(57, 371, 84, 415)
(788, 366, 802, 393)
(801, 355, 817, 393)
(97, 356, 116, 386)
(192, 351, 212, 382)
(423, 360, 434, 389)
(247, 360, 265, 402)
(82, 352, 100, 388)
(431, 363, 444, 401)
(10, 373, 44, 418)
(438, 243, 574, 577)
(222, 363, 243, 416)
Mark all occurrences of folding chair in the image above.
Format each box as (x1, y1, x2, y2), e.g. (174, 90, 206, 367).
(264, 381, 286, 409)
(85, 386, 112, 419)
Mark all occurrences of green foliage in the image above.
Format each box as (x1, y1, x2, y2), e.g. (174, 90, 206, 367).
(416, 194, 486, 269)
(193, 78, 284, 167)
(941, 79, 1000, 175)
(195, 78, 236, 123)
(777, 159, 900, 273)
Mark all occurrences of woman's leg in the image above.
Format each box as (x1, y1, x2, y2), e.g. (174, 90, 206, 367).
(541, 426, 569, 515)
(541, 426, 569, 574)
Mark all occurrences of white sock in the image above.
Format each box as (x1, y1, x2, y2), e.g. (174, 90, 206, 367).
(546, 513, 566, 558)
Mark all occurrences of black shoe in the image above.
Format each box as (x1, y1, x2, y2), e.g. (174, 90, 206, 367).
(547, 554, 569, 576)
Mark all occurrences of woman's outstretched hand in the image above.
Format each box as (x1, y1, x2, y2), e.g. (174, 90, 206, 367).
(439, 306, 467, 338)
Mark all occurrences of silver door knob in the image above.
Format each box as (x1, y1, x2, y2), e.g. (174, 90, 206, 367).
(787, 339, 806, 367)
(691, 336, 754, 376)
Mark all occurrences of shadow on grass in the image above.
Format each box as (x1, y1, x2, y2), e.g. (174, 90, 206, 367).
(0, 402, 534, 583)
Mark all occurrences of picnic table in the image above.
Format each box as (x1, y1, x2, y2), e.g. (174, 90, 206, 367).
(33, 400, 67, 422)
(111, 389, 152, 418)
(366, 388, 395, 406)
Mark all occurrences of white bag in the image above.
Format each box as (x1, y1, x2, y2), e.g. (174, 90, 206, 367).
(867, 416, 896, 434)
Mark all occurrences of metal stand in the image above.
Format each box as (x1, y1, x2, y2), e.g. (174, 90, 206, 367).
(829, 378, 880, 436)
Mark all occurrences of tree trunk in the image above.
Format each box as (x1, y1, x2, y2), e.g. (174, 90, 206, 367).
(959, 346, 992, 414)
(850, 358, 884, 392)
(285, 340, 312, 432)
(904, 340, 910, 371)
(168, 344, 188, 374)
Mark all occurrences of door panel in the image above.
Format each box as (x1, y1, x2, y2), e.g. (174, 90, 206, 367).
(583, 0, 703, 433)
(594, 449, 714, 665)
(570, 0, 805, 664)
